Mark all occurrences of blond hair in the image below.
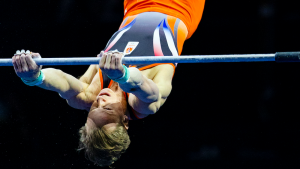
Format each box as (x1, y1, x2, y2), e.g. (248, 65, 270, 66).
(78, 123, 130, 167)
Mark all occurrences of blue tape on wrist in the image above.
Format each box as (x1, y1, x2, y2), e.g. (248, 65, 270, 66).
(108, 65, 130, 84)
(21, 70, 45, 86)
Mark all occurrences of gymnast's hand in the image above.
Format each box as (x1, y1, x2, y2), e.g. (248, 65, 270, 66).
(12, 50, 43, 81)
(99, 50, 125, 79)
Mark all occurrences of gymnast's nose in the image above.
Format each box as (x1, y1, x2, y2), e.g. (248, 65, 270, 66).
(97, 95, 107, 104)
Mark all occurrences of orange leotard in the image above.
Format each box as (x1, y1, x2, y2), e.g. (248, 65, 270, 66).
(123, 0, 206, 39)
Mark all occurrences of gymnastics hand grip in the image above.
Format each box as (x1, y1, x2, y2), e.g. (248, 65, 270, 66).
(275, 52, 300, 62)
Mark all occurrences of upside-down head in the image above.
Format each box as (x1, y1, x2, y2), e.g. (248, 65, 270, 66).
(78, 88, 130, 167)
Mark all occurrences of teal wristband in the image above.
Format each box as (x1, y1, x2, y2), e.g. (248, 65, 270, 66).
(108, 65, 130, 84)
(21, 70, 45, 86)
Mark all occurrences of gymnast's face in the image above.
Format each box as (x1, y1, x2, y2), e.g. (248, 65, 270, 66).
(86, 88, 129, 132)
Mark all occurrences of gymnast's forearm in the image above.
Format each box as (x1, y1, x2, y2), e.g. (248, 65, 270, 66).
(119, 67, 159, 103)
(37, 68, 85, 98)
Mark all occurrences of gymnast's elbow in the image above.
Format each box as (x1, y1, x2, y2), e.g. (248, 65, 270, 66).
(144, 94, 159, 104)
(144, 93, 162, 114)
(141, 88, 160, 103)
(149, 99, 161, 114)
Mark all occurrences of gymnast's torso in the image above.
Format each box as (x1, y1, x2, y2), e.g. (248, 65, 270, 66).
(68, 1, 205, 119)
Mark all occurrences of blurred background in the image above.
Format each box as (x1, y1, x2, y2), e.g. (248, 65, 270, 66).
(0, 0, 300, 168)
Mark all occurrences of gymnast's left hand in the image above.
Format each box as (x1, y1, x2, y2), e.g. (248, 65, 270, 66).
(12, 50, 42, 81)
(99, 51, 125, 79)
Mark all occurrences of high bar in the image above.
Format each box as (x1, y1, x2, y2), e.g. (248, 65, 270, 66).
(0, 52, 299, 66)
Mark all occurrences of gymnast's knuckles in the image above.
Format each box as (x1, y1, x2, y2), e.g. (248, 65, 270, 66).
(99, 51, 125, 79)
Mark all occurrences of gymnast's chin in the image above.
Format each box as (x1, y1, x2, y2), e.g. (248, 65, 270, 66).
(78, 88, 130, 167)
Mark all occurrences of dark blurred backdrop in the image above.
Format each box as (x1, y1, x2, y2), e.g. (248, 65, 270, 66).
(1, 0, 300, 168)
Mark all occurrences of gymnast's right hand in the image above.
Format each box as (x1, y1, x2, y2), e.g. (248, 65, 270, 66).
(12, 50, 43, 81)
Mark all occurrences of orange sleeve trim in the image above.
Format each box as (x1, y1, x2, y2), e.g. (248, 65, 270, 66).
(128, 65, 137, 68)
(132, 110, 142, 119)
(126, 93, 142, 119)
(137, 63, 175, 71)
(98, 68, 104, 90)
(107, 80, 113, 89)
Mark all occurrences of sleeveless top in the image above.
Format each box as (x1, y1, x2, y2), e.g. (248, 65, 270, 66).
(99, 11, 187, 120)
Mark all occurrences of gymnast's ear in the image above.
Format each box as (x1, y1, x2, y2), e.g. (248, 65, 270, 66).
(123, 115, 129, 130)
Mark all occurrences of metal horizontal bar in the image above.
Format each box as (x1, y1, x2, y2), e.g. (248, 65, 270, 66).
(0, 54, 276, 66)
(123, 54, 275, 64)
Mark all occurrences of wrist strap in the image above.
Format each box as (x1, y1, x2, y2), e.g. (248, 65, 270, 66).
(108, 65, 130, 84)
(21, 70, 45, 86)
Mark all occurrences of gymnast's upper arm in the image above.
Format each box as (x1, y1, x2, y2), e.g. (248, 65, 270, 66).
(78, 65, 99, 85)
(128, 65, 174, 114)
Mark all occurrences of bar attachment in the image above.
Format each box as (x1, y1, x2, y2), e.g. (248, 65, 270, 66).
(275, 52, 300, 62)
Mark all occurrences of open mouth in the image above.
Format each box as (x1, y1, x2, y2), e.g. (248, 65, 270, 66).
(99, 90, 111, 97)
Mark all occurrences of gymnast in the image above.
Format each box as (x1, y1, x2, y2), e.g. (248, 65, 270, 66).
(12, 0, 205, 167)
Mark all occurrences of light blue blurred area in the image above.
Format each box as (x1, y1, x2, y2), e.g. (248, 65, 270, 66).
(0, 102, 9, 121)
